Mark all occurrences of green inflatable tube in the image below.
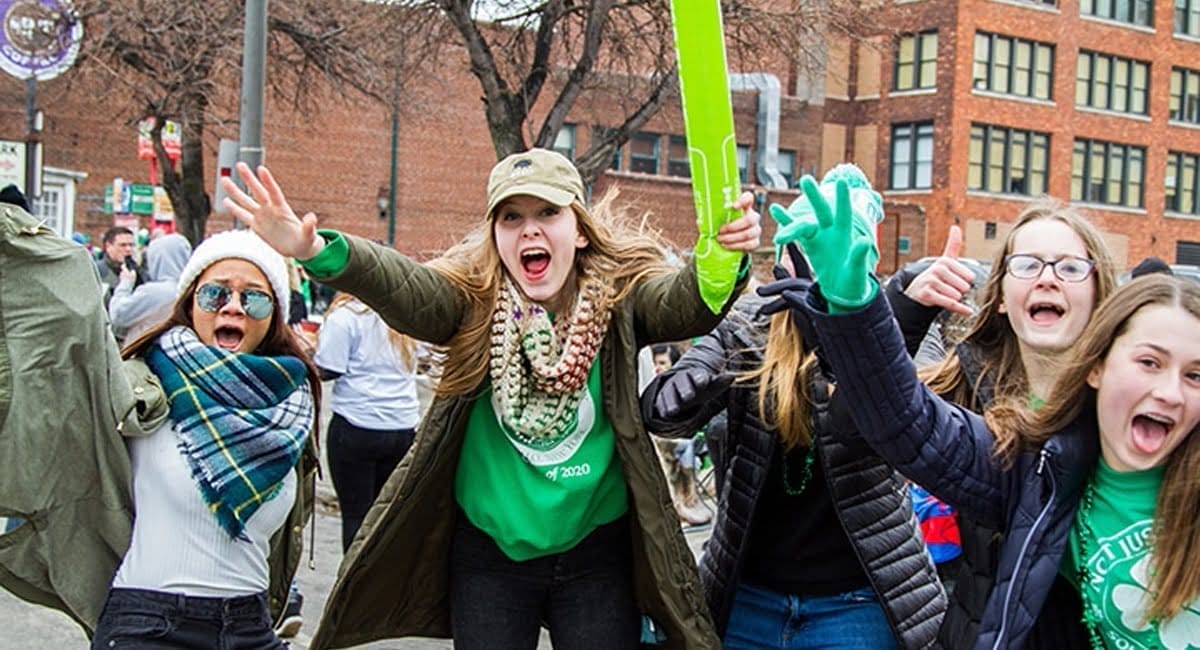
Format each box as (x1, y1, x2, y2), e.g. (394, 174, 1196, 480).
(671, 0, 742, 314)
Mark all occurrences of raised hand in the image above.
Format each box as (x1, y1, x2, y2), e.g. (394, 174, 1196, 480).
(715, 191, 763, 253)
(220, 163, 325, 260)
(770, 176, 878, 312)
(653, 367, 734, 420)
(904, 225, 976, 316)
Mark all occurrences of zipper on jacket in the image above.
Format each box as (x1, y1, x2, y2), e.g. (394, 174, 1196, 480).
(992, 447, 1056, 650)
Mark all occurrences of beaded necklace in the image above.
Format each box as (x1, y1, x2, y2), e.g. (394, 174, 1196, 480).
(781, 445, 815, 496)
(1074, 477, 1162, 650)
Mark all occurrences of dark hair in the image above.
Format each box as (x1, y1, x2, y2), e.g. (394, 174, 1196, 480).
(0, 185, 29, 211)
(651, 343, 681, 365)
(1131, 257, 1173, 279)
(122, 274, 323, 442)
(102, 226, 134, 245)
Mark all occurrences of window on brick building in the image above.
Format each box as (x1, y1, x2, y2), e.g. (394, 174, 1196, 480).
(967, 124, 1049, 196)
(985, 222, 997, 240)
(1178, 0, 1200, 36)
(1166, 151, 1200, 215)
(1081, 0, 1152, 27)
(667, 135, 690, 178)
(973, 32, 1054, 100)
(1071, 138, 1145, 208)
(1170, 68, 1200, 125)
(630, 132, 660, 174)
(895, 30, 937, 91)
(553, 124, 576, 161)
(1075, 50, 1149, 115)
(737, 144, 751, 184)
(591, 126, 622, 170)
(777, 149, 797, 187)
(890, 121, 934, 190)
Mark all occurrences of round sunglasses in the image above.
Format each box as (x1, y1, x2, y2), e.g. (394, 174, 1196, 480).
(194, 282, 275, 320)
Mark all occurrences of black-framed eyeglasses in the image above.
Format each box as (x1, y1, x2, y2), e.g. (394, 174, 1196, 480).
(194, 283, 274, 320)
(1003, 254, 1096, 283)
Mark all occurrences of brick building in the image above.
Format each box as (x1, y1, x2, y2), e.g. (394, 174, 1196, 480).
(828, 0, 1200, 270)
(9, 1, 1196, 274)
(0, 34, 817, 267)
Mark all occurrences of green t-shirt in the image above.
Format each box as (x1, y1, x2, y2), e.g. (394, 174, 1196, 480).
(1063, 458, 1200, 649)
(455, 358, 628, 561)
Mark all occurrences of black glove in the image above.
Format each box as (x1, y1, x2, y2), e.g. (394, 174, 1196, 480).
(756, 243, 819, 352)
(652, 367, 733, 421)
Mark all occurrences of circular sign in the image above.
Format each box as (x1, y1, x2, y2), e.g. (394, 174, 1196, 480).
(0, 0, 82, 81)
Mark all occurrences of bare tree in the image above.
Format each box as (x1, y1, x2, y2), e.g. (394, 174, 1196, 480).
(73, 0, 395, 244)
(384, 0, 878, 184)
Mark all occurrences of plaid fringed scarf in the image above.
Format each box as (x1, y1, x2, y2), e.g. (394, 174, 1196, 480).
(146, 326, 313, 541)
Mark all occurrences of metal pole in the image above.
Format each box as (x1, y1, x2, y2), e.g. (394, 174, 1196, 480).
(387, 106, 398, 246)
(238, 0, 268, 173)
(24, 76, 38, 199)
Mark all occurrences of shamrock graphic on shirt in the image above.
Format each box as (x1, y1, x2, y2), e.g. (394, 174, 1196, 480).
(1109, 555, 1200, 650)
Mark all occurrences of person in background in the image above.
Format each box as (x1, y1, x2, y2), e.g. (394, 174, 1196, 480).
(1130, 256, 1173, 279)
(1, 184, 30, 211)
(314, 291, 422, 551)
(109, 233, 192, 345)
(221, 148, 761, 649)
(647, 342, 711, 526)
(96, 226, 136, 308)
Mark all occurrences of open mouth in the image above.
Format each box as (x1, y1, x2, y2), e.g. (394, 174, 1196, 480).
(1027, 302, 1065, 324)
(520, 249, 551, 280)
(214, 326, 245, 351)
(1131, 413, 1174, 455)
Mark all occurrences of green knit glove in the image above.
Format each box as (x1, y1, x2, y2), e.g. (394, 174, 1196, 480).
(769, 175, 879, 313)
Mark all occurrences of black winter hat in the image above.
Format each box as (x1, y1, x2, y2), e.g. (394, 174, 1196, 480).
(0, 184, 29, 211)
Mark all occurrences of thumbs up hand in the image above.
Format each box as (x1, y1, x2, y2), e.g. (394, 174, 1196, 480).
(903, 225, 977, 316)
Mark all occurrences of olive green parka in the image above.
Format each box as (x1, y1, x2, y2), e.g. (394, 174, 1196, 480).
(308, 234, 741, 650)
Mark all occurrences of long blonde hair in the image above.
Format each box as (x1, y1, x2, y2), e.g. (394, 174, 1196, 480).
(986, 274, 1200, 620)
(321, 291, 415, 369)
(742, 310, 818, 451)
(428, 187, 674, 396)
(920, 199, 1118, 419)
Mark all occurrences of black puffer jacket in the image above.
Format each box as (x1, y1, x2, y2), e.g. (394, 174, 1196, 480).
(804, 290, 1097, 650)
(641, 296, 946, 648)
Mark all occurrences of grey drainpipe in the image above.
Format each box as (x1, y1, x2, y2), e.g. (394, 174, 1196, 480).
(728, 72, 789, 190)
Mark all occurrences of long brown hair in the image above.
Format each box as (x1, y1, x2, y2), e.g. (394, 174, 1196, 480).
(986, 274, 1200, 620)
(741, 310, 818, 450)
(428, 187, 675, 397)
(122, 274, 323, 433)
(321, 291, 416, 370)
(920, 199, 1118, 416)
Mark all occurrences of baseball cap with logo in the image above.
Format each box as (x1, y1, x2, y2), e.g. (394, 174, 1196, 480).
(485, 148, 585, 218)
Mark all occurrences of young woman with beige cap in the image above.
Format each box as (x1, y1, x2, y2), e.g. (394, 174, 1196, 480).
(222, 149, 761, 649)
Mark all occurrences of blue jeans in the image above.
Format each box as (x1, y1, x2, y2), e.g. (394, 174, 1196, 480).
(723, 581, 897, 650)
(91, 587, 286, 649)
(449, 514, 639, 650)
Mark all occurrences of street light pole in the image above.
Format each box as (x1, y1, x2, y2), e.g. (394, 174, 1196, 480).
(238, 0, 267, 173)
(24, 76, 40, 200)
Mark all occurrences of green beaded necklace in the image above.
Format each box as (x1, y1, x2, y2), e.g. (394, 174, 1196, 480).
(1074, 478, 1162, 650)
(781, 445, 815, 496)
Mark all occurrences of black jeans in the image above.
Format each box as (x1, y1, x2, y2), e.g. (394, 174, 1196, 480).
(326, 412, 415, 551)
(449, 514, 640, 650)
(91, 587, 285, 649)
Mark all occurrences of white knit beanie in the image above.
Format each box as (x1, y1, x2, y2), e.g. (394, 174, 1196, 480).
(176, 230, 290, 306)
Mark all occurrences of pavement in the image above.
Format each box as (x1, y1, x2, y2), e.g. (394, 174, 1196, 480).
(0, 382, 713, 649)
